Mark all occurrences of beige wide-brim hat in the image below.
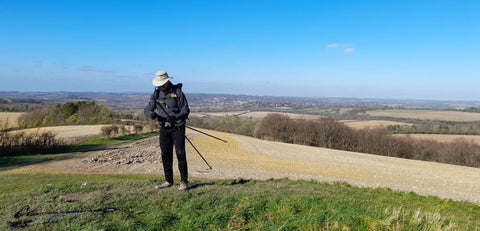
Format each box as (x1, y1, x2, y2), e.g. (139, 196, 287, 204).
(152, 70, 172, 87)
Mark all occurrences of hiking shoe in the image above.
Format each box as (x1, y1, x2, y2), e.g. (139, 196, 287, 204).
(154, 181, 173, 189)
(178, 181, 188, 191)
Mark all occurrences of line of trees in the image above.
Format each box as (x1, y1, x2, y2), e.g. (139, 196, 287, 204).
(189, 113, 480, 168)
(18, 101, 115, 128)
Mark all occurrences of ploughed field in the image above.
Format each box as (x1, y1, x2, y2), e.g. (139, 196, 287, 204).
(0, 112, 23, 128)
(341, 120, 412, 129)
(10, 125, 106, 139)
(367, 109, 480, 122)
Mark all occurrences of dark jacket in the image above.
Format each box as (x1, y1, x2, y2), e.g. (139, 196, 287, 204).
(144, 83, 190, 127)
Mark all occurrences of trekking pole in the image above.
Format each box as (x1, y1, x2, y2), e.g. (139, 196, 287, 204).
(156, 103, 215, 168)
(9, 211, 87, 227)
(7, 206, 119, 227)
(186, 126, 228, 143)
(155, 102, 227, 143)
(185, 136, 212, 169)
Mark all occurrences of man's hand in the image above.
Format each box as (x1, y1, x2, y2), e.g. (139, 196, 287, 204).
(167, 116, 176, 124)
(150, 113, 158, 120)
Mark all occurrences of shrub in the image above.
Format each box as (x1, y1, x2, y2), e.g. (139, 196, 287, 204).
(101, 125, 118, 138)
(134, 124, 144, 133)
(101, 125, 131, 138)
(0, 121, 64, 155)
(255, 113, 295, 142)
(18, 101, 115, 128)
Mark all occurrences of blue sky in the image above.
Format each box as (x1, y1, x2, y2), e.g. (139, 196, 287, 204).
(0, 0, 478, 100)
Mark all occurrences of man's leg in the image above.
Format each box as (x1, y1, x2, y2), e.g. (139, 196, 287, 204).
(160, 128, 174, 183)
(173, 127, 188, 183)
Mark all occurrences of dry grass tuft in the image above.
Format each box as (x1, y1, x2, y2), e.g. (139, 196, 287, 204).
(382, 207, 456, 230)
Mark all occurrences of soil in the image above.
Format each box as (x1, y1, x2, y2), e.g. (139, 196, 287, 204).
(17, 129, 480, 204)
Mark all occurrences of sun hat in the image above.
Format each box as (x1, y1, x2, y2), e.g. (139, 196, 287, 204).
(152, 70, 172, 87)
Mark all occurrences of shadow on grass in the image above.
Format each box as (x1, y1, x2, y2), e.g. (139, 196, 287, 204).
(178, 179, 252, 191)
(0, 132, 158, 169)
(188, 182, 216, 190)
(229, 178, 251, 185)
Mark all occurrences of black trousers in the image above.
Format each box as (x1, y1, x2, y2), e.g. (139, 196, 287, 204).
(159, 126, 188, 183)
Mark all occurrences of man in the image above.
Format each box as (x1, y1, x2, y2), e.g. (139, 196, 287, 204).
(144, 70, 190, 190)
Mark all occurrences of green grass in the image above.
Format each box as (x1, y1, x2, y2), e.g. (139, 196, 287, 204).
(0, 172, 479, 230)
(2, 131, 480, 230)
(0, 132, 158, 169)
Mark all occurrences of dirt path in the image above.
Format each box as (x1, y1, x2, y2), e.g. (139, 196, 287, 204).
(13, 129, 480, 204)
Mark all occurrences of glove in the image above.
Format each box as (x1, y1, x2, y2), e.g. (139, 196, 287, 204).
(150, 113, 158, 120)
(158, 116, 166, 123)
(167, 115, 176, 124)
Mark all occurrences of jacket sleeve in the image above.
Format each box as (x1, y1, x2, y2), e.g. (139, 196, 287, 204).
(174, 88, 190, 120)
(144, 93, 157, 119)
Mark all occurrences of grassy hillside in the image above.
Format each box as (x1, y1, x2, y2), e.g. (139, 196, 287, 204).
(1, 172, 479, 230)
(2, 131, 480, 230)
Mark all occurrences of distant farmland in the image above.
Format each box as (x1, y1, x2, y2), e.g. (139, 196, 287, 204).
(11, 125, 105, 140)
(367, 109, 480, 122)
(393, 134, 480, 145)
(1, 112, 106, 141)
(192, 111, 325, 120)
(341, 120, 412, 129)
(0, 112, 23, 128)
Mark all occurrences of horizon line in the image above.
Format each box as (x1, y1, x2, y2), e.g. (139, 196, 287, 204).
(2, 90, 480, 103)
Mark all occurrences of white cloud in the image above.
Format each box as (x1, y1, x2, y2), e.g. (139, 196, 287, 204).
(326, 43, 339, 48)
(326, 43, 356, 50)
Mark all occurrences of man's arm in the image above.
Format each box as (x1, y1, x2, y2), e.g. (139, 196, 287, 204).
(144, 94, 158, 119)
(174, 89, 190, 120)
